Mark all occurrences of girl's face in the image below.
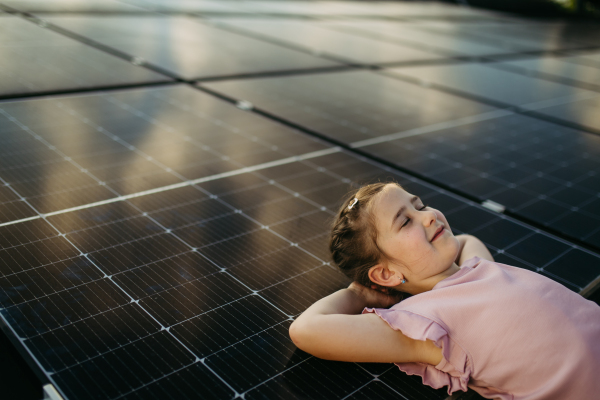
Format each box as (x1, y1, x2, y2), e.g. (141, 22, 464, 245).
(372, 184, 460, 287)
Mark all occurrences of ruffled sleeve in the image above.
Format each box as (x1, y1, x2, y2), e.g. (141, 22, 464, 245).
(363, 307, 471, 395)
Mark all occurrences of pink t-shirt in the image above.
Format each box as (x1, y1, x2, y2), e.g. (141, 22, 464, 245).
(364, 257, 600, 400)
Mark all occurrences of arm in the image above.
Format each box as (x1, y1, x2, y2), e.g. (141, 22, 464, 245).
(289, 283, 442, 365)
(455, 234, 493, 265)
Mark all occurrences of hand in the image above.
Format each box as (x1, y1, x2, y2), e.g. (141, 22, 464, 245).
(347, 282, 403, 309)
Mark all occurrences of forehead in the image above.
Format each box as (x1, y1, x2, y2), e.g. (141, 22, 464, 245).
(373, 185, 414, 217)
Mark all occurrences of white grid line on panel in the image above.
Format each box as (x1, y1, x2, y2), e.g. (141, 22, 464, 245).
(0, 107, 231, 396)
(350, 109, 514, 148)
(1, 101, 352, 398)
(1, 104, 595, 293)
(112, 360, 203, 400)
(2, 90, 358, 324)
(0, 147, 341, 228)
(239, 355, 313, 397)
(340, 379, 402, 400)
(0, 84, 598, 400)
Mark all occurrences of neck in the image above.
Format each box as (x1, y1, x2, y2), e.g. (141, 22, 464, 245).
(399, 262, 461, 295)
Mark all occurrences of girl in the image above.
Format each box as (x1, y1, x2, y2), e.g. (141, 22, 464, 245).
(289, 182, 600, 399)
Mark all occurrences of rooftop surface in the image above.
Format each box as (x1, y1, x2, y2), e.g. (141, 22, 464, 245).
(0, 1, 599, 399)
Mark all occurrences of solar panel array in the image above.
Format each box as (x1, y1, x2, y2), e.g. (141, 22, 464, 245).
(0, 1, 599, 400)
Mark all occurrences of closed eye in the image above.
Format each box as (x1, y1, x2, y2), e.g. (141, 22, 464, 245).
(400, 205, 429, 228)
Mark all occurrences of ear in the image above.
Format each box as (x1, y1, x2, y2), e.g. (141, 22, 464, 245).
(368, 263, 403, 287)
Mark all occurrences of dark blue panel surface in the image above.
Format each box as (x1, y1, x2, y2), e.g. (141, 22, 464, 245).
(0, 84, 331, 215)
(388, 63, 597, 108)
(44, 16, 340, 80)
(317, 19, 519, 58)
(204, 72, 600, 251)
(1, 3, 600, 400)
(3, 0, 148, 13)
(0, 18, 169, 97)
(2, 94, 597, 398)
(403, 20, 600, 51)
(208, 18, 447, 66)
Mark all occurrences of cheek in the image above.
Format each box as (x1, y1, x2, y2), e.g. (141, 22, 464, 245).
(435, 210, 451, 230)
(402, 231, 431, 259)
(380, 232, 411, 261)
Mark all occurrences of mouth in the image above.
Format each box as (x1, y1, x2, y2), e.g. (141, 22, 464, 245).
(431, 226, 445, 242)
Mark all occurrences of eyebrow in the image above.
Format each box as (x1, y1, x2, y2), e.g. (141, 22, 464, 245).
(391, 196, 420, 229)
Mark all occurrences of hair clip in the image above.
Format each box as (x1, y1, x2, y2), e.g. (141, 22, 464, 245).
(348, 198, 358, 210)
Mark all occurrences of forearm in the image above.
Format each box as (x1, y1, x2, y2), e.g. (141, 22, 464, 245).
(295, 288, 367, 320)
(290, 283, 403, 353)
(290, 289, 365, 354)
(289, 288, 426, 363)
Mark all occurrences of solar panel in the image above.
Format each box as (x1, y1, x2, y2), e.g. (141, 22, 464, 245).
(1, 83, 599, 400)
(2, 0, 148, 13)
(316, 19, 518, 58)
(565, 50, 600, 68)
(119, 0, 248, 14)
(224, 0, 512, 19)
(386, 63, 600, 132)
(203, 70, 600, 251)
(388, 63, 597, 107)
(403, 20, 600, 51)
(444, 20, 600, 48)
(490, 56, 600, 90)
(0, 18, 169, 98)
(1, 2, 600, 399)
(206, 18, 449, 66)
(42, 16, 341, 80)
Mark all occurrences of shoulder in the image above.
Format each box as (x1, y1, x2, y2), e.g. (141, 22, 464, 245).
(456, 234, 494, 265)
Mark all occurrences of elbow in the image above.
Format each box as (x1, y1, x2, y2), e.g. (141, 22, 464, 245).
(289, 318, 316, 354)
(289, 319, 305, 349)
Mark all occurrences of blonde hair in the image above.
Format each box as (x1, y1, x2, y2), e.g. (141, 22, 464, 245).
(329, 182, 400, 286)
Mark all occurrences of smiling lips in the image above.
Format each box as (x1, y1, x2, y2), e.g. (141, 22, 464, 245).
(431, 226, 445, 242)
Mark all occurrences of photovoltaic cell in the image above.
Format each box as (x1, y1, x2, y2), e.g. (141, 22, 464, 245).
(204, 70, 497, 143)
(491, 56, 600, 90)
(345, 381, 409, 400)
(404, 20, 600, 51)
(227, 0, 509, 19)
(566, 50, 600, 68)
(2, 0, 149, 13)
(43, 16, 340, 80)
(0, 18, 169, 97)
(242, 355, 373, 399)
(385, 63, 600, 132)
(0, 84, 333, 215)
(0, 3, 600, 400)
(204, 72, 600, 251)
(117, 363, 234, 400)
(208, 18, 448, 66)
(314, 19, 519, 58)
(1, 137, 599, 400)
(457, 21, 600, 48)
(51, 331, 198, 399)
(120, 0, 246, 14)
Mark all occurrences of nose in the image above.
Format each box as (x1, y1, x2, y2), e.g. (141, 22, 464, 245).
(422, 209, 437, 227)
